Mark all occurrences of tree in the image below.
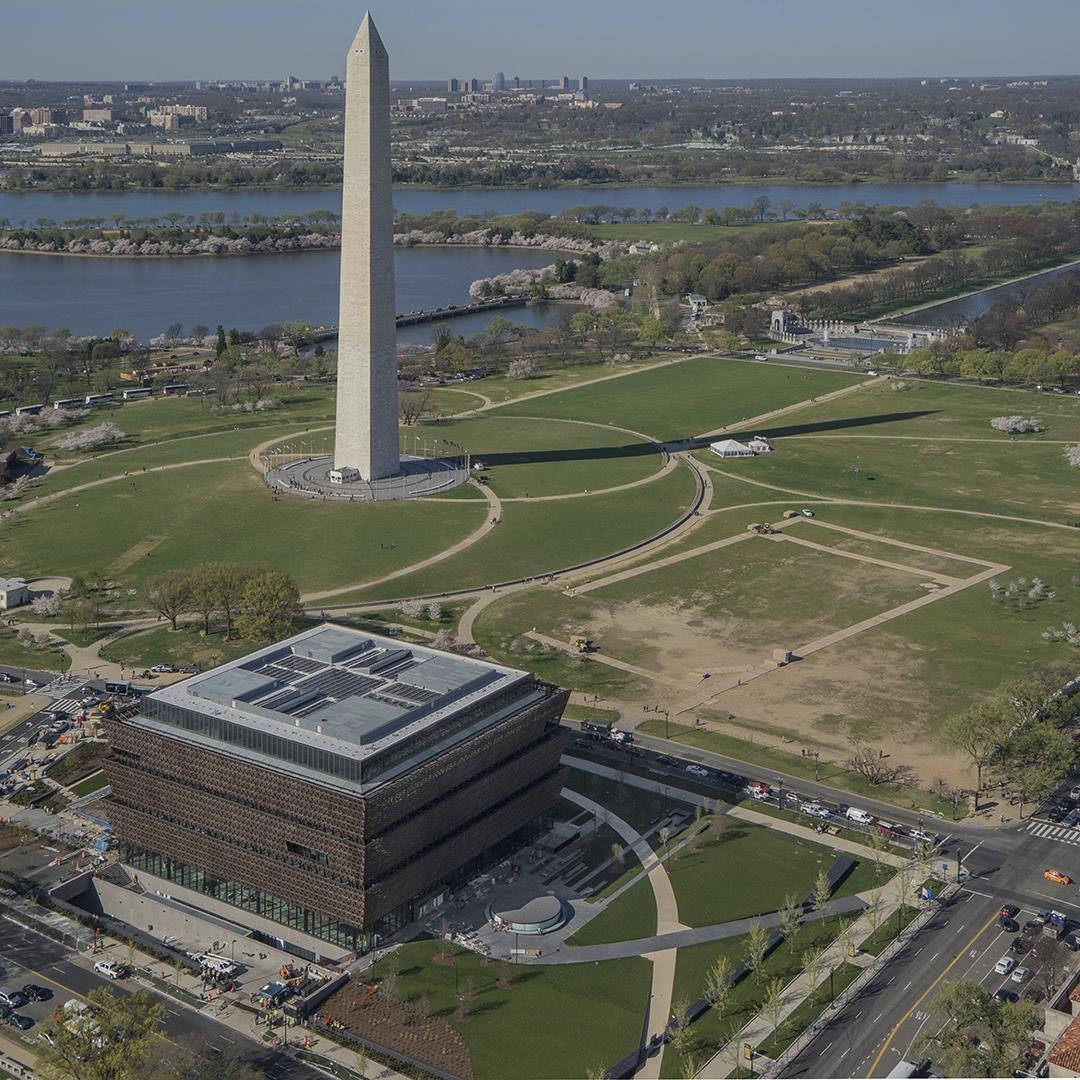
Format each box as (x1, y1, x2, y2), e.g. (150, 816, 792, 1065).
(216, 325, 227, 357)
(704, 954, 733, 1023)
(211, 564, 251, 640)
(779, 893, 803, 952)
(942, 702, 1006, 808)
(37, 986, 165, 1080)
(188, 567, 220, 636)
(747, 919, 769, 974)
(930, 979, 1040, 1078)
(398, 389, 432, 425)
(237, 570, 301, 642)
(812, 867, 832, 912)
(432, 628, 456, 651)
(763, 976, 786, 1036)
(149, 570, 192, 631)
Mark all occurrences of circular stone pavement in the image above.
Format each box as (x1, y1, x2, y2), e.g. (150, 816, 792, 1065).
(266, 453, 469, 502)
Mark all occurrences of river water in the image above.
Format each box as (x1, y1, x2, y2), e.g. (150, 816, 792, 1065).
(1, 181, 1078, 226)
(3, 181, 1079, 339)
(890, 261, 1080, 327)
(0, 246, 560, 342)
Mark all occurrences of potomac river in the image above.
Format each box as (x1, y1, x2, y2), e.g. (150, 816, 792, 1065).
(2, 181, 1078, 340)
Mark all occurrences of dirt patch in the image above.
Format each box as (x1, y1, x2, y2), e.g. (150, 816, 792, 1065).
(688, 638, 972, 791)
(320, 980, 474, 1080)
(106, 535, 165, 575)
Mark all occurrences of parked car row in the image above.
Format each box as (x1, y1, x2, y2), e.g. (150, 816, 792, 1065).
(567, 731, 943, 848)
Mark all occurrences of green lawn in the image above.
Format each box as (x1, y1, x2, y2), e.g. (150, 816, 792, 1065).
(588, 221, 795, 244)
(417, 414, 663, 498)
(342, 460, 698, 603)
(461, 355, 675, 406)
(100, 624, 275, 670)
(53, 625, 118, 647)
(659, 915, 859, 1078)
(0, 460, 488, 595)
(488, 356, 864, 442)
(755, 961, 862, 1059)
(704, 434, 1080, 521)
(0, 627, 69, 673)
(387, 940, 651, 1080)
(750, 377, 1080, 442)
(566, 874, 658, 946)
(70, 770, 110, 798)
(664, 822, 843, 928)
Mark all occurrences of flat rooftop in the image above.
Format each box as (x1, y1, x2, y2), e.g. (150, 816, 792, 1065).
(137, 624, 538, 792)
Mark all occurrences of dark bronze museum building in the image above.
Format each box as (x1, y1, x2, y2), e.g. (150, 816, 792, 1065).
(103, 624, 567, 958)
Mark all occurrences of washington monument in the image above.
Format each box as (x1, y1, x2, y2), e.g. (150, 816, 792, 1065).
(333, 11, 399, 482)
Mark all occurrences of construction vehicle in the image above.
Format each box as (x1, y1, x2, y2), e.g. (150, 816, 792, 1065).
(747, 522, 775, 535)
(570, 634, 593, 653)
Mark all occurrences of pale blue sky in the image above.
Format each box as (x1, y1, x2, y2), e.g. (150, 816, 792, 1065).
(7, 0, 1080, 83)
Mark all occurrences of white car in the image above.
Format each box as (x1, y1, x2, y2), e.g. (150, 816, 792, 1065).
(801, 508, 815, 518)
(803, 803, 830, 819)
(1010, 966, 1029, 984)
(910, 829, 937, 844)
(93, 960, 124, 980)
(993, 956, 1016, 975)
(685, 764, 710, 777)
(150, 664, 174, 674)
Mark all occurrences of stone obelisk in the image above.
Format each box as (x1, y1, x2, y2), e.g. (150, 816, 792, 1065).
(334, 11, 399, 481)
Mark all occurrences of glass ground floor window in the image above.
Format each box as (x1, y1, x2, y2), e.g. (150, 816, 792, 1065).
(121, 844, 367, 952)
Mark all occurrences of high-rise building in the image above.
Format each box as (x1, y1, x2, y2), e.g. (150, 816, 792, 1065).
(447, 77, 460, 93)
(578, 76, 589, 92)
(513, 76, 521, 89)
(494, 71, 506, 91)
(560, 75, 571, 90)
(0, 115, 13, 136)
(103, 624, 568, 960)
(333, 11, 399, 482)
(468, 77, 480, 93)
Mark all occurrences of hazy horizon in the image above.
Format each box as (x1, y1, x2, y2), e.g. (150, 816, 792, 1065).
(4, 0, 1080, 83)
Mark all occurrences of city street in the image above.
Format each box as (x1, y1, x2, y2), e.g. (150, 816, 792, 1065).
(0, 918, 321, 1079)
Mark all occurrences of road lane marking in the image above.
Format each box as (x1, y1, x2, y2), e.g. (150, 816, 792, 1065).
(867, 910, 998, 1078)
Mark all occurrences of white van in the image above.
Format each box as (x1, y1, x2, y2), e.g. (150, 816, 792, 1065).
(198, 953, 240, 977)
(846, 807, 874, 825)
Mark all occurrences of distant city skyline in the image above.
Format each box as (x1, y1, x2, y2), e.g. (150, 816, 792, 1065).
(4, 0, 1080, 83)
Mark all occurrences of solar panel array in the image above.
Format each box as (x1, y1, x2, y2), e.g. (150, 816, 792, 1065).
(294, 668, 383, 700)
(382, 682, 441, 705)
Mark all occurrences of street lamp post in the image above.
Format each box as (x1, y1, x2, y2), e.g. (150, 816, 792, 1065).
(776, 777, 784, 811)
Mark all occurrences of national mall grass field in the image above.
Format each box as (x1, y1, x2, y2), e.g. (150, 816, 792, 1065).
(3, 353, 1078, 796)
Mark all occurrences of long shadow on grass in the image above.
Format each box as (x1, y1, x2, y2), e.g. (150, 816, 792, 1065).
(475, 441, 661, 466)
(719, 409, 940, 442)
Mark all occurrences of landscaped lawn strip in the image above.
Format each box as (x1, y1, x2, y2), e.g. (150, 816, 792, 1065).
(755, 961, 862, 1059)
(859, 905, 921, 957)
(0, 627, 69, 673)
(659, 914, 859, 1078)
(386, 939, 651, 1080)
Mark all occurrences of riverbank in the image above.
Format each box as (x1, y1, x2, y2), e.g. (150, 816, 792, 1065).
(5, 175, 1080, 195)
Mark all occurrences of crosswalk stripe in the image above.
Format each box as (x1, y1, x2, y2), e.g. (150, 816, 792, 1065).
(1030, 822, 1051, 837)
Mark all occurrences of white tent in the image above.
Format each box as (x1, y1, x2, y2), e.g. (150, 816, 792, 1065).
(709, 439, 754, 458)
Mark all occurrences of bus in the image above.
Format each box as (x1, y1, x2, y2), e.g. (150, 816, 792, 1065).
(121, 388, 151, 401)
(15, 404, 43, 415)
(162, 383, 189, 396)
(84, 393, 115, 406)
(53, 398, 84, 410)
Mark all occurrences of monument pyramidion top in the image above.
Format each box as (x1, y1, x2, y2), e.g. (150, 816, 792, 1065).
(351, 11, 388, 60)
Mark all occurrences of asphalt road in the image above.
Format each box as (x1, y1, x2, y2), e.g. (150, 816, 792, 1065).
(784, 822, 1080, 1078)
(0, 918, 321, 1079)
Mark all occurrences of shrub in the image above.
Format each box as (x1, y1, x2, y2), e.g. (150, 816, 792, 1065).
(58, 422, 126, 452)
(990, 416, 1043, 434)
